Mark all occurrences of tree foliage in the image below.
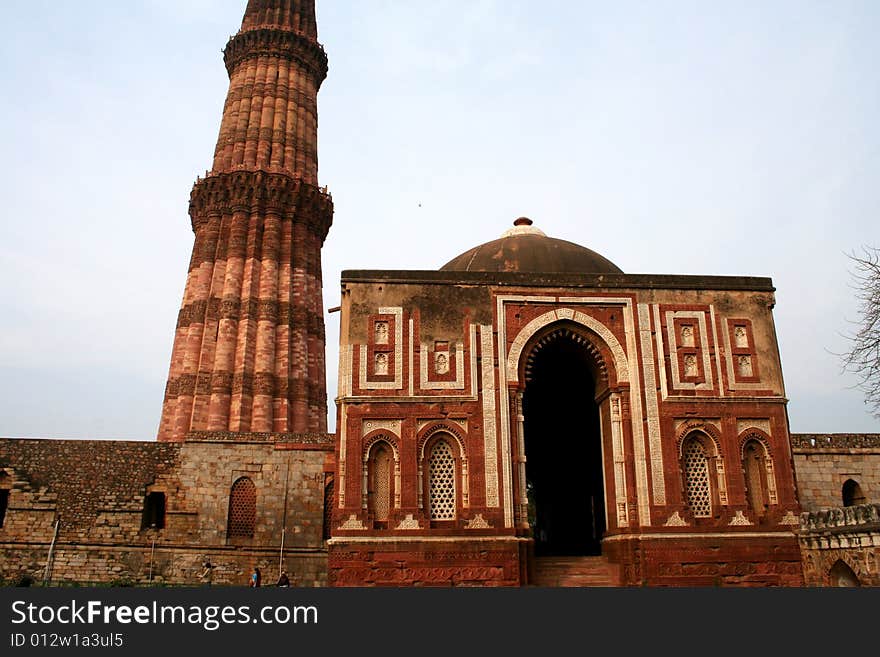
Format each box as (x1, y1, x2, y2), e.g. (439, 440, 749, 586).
(841, 246, 880, 418)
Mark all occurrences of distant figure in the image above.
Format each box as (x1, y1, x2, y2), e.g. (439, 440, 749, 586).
(276, 571, 290, 587)
(249, 566, 261, 588)
(200, 561, 214, 586)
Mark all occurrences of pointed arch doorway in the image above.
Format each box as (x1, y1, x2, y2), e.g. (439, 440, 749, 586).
(522, 325, 607, 556)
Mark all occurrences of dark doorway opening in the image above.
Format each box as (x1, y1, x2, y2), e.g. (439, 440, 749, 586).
(0, 489, 8, 528)
(523, 332, 605, 556)
(842, 479, 866, 507)
(141, 491, 166, 530)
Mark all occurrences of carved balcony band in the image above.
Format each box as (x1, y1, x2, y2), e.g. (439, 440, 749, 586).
(189, 171, 333, 240)
(223, 28, 328, 85)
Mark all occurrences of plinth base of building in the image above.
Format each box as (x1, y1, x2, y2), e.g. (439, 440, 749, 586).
(327, 536, 526, 586)
(603, 531, 805, 586)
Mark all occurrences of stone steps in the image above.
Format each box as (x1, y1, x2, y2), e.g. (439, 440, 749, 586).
(530, 555, 621, 587)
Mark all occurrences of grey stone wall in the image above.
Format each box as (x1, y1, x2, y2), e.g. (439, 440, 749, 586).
(0, 435, 332, 586)
(791, 434, 880, 511)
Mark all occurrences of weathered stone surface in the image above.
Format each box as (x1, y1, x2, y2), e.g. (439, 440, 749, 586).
(0, 436, 331, 586)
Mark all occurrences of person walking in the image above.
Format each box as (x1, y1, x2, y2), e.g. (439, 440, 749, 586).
(200, 561, 214, 586)
(249, 566, 261, 588)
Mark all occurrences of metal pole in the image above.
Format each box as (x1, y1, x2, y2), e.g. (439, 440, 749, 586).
(43, 518, 60, 586)
(279, 527, 286, 577)
(279, 453, 291, 579)
(148, 536, 156, 583)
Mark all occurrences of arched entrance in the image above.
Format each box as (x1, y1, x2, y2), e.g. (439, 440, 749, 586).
(522, 326, 606, 556)
(829, 559, 861, 587)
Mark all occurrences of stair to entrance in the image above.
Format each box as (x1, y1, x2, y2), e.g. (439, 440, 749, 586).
(530, 556, 621, 587)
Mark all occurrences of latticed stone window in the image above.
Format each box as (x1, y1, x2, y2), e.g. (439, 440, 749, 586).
(369, 444, 392, 523)
(227, 477, 257, 538)
(429, 440, 457, 520)
(322, 477, 334, 541)
(683, 437, 712, 518)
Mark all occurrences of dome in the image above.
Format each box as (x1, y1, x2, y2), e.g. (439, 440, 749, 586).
(439, 217, 622, 274)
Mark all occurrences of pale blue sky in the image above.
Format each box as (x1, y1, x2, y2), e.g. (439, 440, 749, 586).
(1, 1, 878, 439)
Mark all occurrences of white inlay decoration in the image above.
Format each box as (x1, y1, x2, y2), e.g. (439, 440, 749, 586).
(638, 303, 666, 505)
(375, 321, 389, 344)
(665, 310, 714, 392)
(338, 514, 366, 530)
(610, 393, 629, 527)
(465, 514, 492, 529)
(362, 419, 402, 437)
(358, 307, 403, 390)
(480, 325, 499, 507)
(419, 341, 465, 389)
(722, 318, 766, 391)
(736, 419, 771, 436)
(395, 514, 421, 530)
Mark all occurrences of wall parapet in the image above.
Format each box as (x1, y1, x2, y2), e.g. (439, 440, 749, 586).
(185, 431, 334, 446)
(791, 433, 880, 451)
(800, 503, 880, 533)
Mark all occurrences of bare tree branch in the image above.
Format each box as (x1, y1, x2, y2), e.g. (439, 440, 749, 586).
(841, 245, 880, 418)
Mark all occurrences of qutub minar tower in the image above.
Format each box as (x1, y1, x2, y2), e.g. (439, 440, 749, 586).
(158, 0, 332, 441)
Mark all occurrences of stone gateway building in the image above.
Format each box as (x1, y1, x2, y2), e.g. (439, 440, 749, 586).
(1, 0, 877, 587)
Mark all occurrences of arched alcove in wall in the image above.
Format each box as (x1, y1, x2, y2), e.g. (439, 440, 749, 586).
(829, 559, 861, 587)
(842, 479, 866, 507)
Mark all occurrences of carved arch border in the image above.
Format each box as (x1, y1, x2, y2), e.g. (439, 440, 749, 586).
(737, 428, 779, 506)
(363, 430, 400, 461)
(417, 422, 467, 460)
(505, 309, 629, 386)
(737, 428, 774, 458)
(520, 323, 615, 389)
(417, 423, 469, 511)
(676, 422, 723, 457)
(827, 556, 865, 586)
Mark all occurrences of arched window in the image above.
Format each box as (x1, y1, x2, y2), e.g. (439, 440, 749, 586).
(227, 477, 256, 539)
(829, 559, 860, 587)
(682, 435, 712, 518)
(141, 491, 166, 529)
(842, 479, 866, 507)
(429, 439, 457, 521)
(368, 442, 393, 526)
(742, 440, 769, 519)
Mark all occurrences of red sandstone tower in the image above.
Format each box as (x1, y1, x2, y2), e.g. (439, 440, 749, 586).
(158, 0, 332, 441)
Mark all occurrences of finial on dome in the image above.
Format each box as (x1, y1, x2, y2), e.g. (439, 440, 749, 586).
(501, 216, 545, 238)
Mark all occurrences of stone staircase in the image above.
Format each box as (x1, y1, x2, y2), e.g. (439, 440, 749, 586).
(529, 556, 621, 587)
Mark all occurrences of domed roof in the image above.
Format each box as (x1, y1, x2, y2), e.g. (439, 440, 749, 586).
(439, 218, 622, 274)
